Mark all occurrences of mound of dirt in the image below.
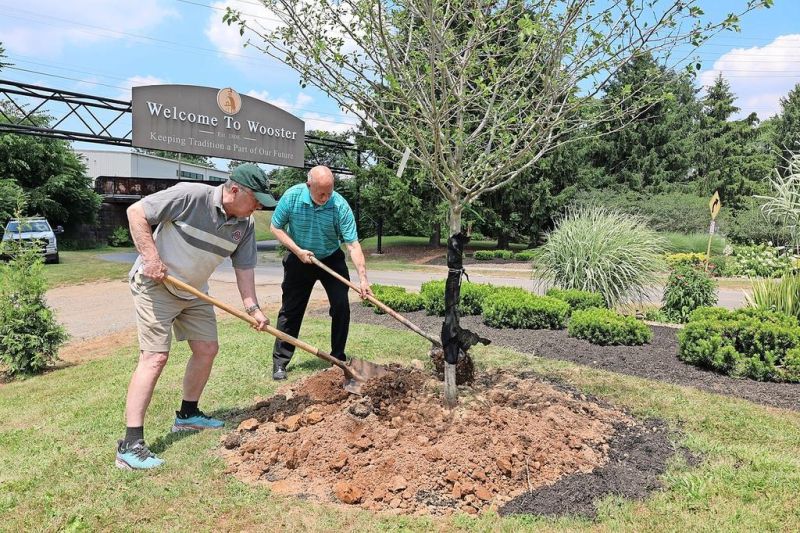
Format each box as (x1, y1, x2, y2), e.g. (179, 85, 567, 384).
(220, 367, 667, 516)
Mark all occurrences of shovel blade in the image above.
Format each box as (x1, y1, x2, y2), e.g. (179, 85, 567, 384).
(341, 358, 388, 395)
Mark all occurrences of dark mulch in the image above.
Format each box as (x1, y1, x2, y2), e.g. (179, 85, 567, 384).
(342, 305, 800, 411)
(499, 418, 699, 518)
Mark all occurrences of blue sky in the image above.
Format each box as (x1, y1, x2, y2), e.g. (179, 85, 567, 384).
(1, 0, 799, 159)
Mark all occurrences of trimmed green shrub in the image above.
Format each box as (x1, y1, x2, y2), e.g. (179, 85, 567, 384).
(568, 308, 652, 345)
(482, 287, 569, 329)
(678, 308, 800, 382)
(783, 347, 800, 381)
(545, 288, 606, 313)
(419, 280, 495, 316)
(512, 250, 537, 261)
(662, 265, 718, 323)
(473, 250, 495, 260)
(495, 250, 513, 260)
(461, 283, 496, 315)
(362, 284, 424, 314)
(0, 237, 68, 375)
(535, 207, 665, 306)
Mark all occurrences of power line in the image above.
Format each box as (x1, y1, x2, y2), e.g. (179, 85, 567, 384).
(6, 55, 359, 121)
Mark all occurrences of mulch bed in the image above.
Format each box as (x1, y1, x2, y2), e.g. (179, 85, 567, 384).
(343, 305, 800, 411)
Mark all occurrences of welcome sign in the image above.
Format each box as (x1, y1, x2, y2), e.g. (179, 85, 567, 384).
(132, 85, 305, 167)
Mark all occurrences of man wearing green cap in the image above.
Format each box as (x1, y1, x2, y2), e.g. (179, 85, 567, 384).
(115, 163, 275, 470)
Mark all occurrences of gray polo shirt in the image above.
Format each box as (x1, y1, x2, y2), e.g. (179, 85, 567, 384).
(129, 182, 256, 298)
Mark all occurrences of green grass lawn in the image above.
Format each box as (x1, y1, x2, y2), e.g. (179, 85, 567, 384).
(44, 247, 135, 287)
(1, 318, 798, 531)
(253, 210, 274, 241)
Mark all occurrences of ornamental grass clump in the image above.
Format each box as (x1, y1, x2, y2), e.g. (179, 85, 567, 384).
(678, 307, 800, 382)
(746, 273, 800, 319)
(481, 287, 569, 329)
(362, 284, 424, 314)
(535, 206, 665, 306)
(662, 265, 718, 323)
(568, 308, 652, 346)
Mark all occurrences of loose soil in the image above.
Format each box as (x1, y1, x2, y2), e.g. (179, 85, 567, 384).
(345, 305, 800, 412)
(221, 367, 685, 517)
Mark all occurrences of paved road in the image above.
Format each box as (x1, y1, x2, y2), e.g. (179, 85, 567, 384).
(57, 251, 745, 342)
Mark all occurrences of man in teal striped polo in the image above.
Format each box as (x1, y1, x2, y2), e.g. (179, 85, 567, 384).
(269, 165, 372, 380)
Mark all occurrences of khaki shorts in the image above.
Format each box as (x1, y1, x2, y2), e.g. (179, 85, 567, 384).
(130, 272, 217, 352)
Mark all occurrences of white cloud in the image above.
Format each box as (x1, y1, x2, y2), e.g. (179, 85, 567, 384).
(699, 34, 800, 119)
(205, 1, 279, 62)
(117, 75, 167, 100)
(245, 90, 358, 133)
(1, 0, 179, 57)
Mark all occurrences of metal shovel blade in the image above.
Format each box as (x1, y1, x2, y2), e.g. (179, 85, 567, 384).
(342, 357, 389, 395)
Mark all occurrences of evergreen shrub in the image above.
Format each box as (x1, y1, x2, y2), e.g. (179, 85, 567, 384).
(362, 284, 424, 314)
(568, 308, 652, 345)
(545, 288, 606, 313)
(420, 280, 495, 316)
(678, 308, 800, 382)
(482, 287, 569, 329)
(0, 237, 67, 375)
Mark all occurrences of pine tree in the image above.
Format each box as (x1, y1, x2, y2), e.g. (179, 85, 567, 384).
(775, 83, 800, 175)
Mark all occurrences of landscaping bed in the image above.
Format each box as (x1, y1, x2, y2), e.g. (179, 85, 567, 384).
(222, 367, 686, 517)
(342, 305, 800, 411)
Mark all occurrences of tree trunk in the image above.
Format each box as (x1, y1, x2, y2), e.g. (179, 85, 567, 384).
(429, 221, 441, 247)
(442, 204, 463, 408)
(496, 231, 510, 250)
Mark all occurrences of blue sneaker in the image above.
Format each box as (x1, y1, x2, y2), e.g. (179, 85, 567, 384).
(115, 439, 164, 470)
(171, 410, 224, 432)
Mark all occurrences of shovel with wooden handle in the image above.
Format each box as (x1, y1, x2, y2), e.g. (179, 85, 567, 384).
(310, 256, 442, 348)
(163, 275, 382, 394)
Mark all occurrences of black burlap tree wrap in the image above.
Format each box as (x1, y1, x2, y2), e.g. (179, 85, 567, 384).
(434, 232, 490, 385)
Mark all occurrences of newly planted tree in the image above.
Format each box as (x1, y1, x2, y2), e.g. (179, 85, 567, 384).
(225, 0, 770, 405)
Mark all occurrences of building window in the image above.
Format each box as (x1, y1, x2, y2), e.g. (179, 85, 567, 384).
(177, 170, 204, 180)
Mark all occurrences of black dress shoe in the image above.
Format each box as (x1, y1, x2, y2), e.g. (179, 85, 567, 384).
(272, 364, 287, 380)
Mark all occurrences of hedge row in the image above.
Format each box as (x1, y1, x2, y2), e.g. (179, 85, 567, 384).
(367, 282, 650, 345)
(678, 307, 800, 382)
(473, 249, 538, 261)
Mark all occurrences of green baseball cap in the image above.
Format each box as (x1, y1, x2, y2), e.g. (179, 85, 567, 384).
(230, 164, 278, 208)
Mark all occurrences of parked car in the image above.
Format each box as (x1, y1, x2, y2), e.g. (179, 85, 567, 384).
(1, 217, 63, 264)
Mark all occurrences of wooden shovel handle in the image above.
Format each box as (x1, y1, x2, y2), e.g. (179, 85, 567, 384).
(310, 257, 441, 347)
(163, 275, 361, 379)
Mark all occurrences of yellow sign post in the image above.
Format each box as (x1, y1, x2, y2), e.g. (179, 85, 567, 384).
(705, 191, 721, 271)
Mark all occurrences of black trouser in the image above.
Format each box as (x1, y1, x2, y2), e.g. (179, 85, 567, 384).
(272, 248, 350, 368)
